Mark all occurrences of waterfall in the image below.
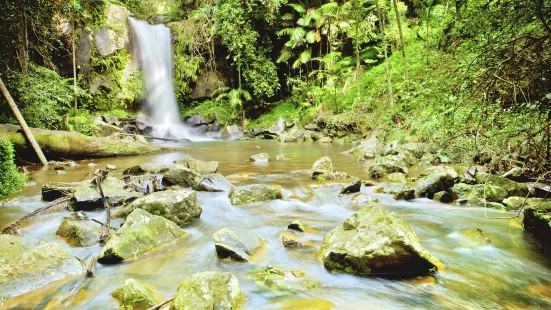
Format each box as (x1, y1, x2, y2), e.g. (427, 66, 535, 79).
(129, 17, 198, 140)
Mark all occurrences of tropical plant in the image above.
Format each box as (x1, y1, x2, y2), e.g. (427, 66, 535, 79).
(213, 87, 252, 126)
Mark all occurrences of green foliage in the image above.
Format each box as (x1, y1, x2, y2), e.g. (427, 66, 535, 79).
(181, 99, 235, 125)
(248, 101, 301, 129)
(0, 137, 24, 198)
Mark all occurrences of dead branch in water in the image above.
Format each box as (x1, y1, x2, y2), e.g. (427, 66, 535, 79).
(86, 255, 98, 278)
(94, 170, 111, 243)
(2, 195, 71, 234)
(147, 298, 174, 310)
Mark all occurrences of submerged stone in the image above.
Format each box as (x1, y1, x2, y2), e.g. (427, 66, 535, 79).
(319, 206, 440, 277)
(170, 271, 245, 310)
(112, 278, 159, 310)
(0, 235, 85, 301)
(174, 157, 218, 174)
(351, 193, 380, 205)
(119, 189, 202, 226)
(213, 227, 263, 262)
(250, 153, 270, 162)
(281, 232, 311, 248)
(56, 212, 101, 247)
(98, 209, 187, 264)
(229, 184, 283, 206)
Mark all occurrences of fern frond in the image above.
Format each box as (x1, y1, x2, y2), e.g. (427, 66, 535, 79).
(288, 3, 306, 14)
(305, 31, 318, 44)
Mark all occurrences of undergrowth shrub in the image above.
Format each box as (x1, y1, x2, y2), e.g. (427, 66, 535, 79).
(0, 137, 24, 198)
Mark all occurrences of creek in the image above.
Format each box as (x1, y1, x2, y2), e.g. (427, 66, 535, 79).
(1, 140, 551, 309)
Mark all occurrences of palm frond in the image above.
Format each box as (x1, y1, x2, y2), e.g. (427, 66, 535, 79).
(288, 3, 306, 14)
(305, 31, 318, 44)
(290, 27, 306, 42)
(277, 48, 293, 64)
(281, 12, 295, 21)
(298, 49, 312, 64)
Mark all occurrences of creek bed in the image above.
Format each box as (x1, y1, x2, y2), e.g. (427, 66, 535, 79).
(1, 140, 551, 309)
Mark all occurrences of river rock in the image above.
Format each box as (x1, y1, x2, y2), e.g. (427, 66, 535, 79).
(56, 212, 101, 247)
(367, 155, 408, 178)
(319, 206, 440, 277)
(123, 165, 148, 176)
(192, 173, 233, 192)
(476, 173, 528, 198)
(340, 178, 361, 194)
(351, 193, 380, 205)
(250, 153, 270, 162)
(386, 172, 407, 184)
(502, 167, 527, 181)
(92, 120, 121, 137)
(170, 272, 245, 310)
(213, 227, 263, 262)
(174, 157, 218, 174)
(98, 209, 187, 264)
(376, 183, 415, 200)
(106, 164, 117, 171)
(229, 184, 283, 206)
(70, 177, 142, 211)
(221, 125, 244, 140)
(288, 220, 306, 232)
(263, 117, 288, 138)
(281, 232, 310, 247)
(503, 197, 551, 210)
(433, 191, 454, 203)
(319, 137, 332, 143)
(523, 205, 551, 254)
(343, 136, 380, 160)
(415, 168, 457, 198)
(0, 235, 85, 301)
(42, 181, 88, 201)
(162, 165, 201, 187)
(120, 189, 201, 226)
(112, 278, 159, 310)
(311, 156, 333, 180)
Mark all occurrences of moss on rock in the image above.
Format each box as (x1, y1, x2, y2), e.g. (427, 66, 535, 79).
(56, 212, 102, 247)
(229, 184, 283, 206)
(112, 278, 159, 310)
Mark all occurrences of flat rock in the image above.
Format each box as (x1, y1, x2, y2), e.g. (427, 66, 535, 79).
(319, 206, 440, 277)
(174, 157, 218, 174)
(0, 235, 85, 301)
(213, 227, 263, 262)
(70, 177, 143, 211)
(162, 165, 201, 187)
(98, 209, 187, 264)
(170, 271, 245, 310)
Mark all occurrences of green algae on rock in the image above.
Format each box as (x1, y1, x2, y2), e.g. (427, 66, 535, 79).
(112, 278, 159, 310)
(56, 212, 102, 247)
(0, 235, 85, 303)
(229, 184, 283, 206)
(319, 206, 440, 277)
(170, 271, 245, 310)
(97, 209, 187, 264)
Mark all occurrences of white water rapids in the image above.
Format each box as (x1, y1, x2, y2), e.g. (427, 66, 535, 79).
(129, 17, 203, 141)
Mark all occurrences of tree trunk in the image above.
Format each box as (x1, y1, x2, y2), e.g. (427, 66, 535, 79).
(0, 77, 48, 165)
(72, 20, 78, 131)
(376, 0, 394, 107)
(392, 0, 409, 90)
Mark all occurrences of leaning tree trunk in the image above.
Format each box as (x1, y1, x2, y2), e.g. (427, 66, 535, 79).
(376, 0, 394, 107)
(0, 76, 48, 165)
(392, 0, 409, 91)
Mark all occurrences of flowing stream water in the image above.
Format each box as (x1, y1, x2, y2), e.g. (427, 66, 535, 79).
(1, 141, 551, 309)
(128, 18, 199, 140)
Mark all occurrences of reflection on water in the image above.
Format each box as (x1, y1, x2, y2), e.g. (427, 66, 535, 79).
(1, 140, 551, 309)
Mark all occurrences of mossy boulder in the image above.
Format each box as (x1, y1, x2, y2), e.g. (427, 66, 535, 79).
(193, 173, 233, 192)
(229, 184, 283, 206)
(170, 271, 245, 310)
(476, 173, 528, 198)
(56, 212, 101, 247)
(415, 171, 456, 198)
(123, 165, 148, 176)
(118, 190, 202, 226)
(42, 181, 88, 201)
(162, 165, 201, 187)
(367, 155, 408, 178)
(213, 227, 263, 262)
(433, 191, 454, 203)
(92, 120, 121, 137)
(523, 205, 551, 255)
(250, 153, 270, 162)
(112, 278, 159, 310)
(174, 157, 218, 174)
(0, 235, 85, 301)
(376, 183, 415, 200)
(386, 172, 407, 184)
(311, 156, 333, 180)
(451, 182, 508, 204)
(503, 197, 551, 210)
(97, 209, 187, 264)
(70, 177, 143, 211)
(343, 137, 380, 160)
(319, 206, 440, 277)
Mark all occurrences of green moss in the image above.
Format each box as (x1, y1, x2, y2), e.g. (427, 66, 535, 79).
(247, 101, 300, 129)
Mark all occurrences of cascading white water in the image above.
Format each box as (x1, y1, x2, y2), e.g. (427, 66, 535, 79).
(129, 17, 200, 140)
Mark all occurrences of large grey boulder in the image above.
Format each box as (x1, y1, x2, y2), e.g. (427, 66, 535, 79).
(476, 173, 528, 198)
(415, 166, 457, 198)
(193, 173, 233, 192)
(262, 117, 289, 139)
(93, 3, 129, 56)
(229, 184, 283, 206)
(174, 157, 218, 174)
(56, 212, 102, 247)
(0, 235, 85, 301)
(118, 190, 202, 226)
(162, 165, 201, 187)
(170, 272, 245, 310)
(367, 155, 408, 178)
(311, 156, 333, 180)
(112, 278, 159, 310)
(70, 177, 143, 211)
(343, 137, 380, 160)
(221, 125, 244, 140)
(213, 227, 263, 262)
(319, 206, 440, 277)
(98, 209, 187, 264)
